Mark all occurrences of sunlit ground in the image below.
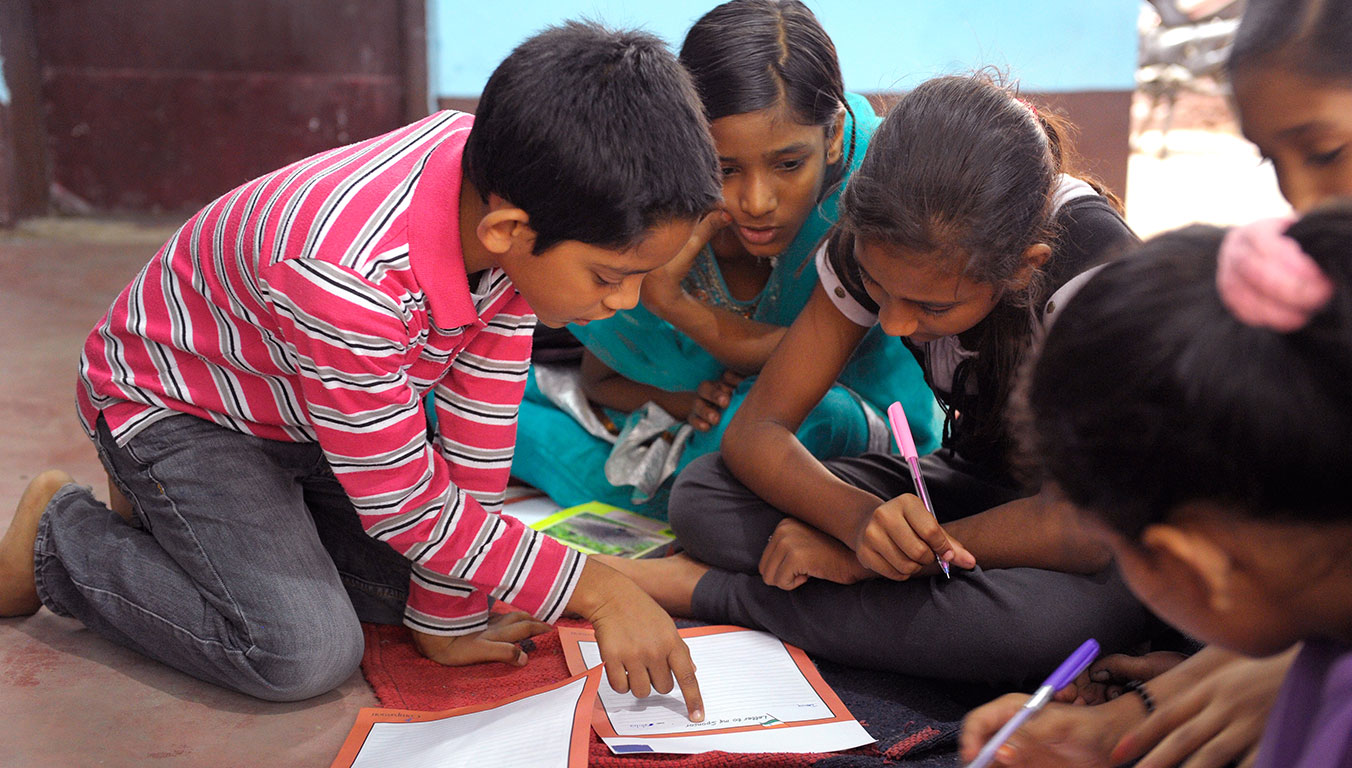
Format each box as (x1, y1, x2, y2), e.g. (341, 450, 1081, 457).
(1124, 91, 1290, 238)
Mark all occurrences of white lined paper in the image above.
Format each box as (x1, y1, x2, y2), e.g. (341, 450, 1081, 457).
(348, 674, 588, 768)
(578, 630, 833, 735)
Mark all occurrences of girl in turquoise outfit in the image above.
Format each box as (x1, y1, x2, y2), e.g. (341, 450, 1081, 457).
(514, 0, 940, 517)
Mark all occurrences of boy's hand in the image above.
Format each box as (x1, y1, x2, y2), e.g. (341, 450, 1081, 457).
(960, 693, 1134, 768)
(851, 494, 976, 580)
(640, 209, 731, 316)
(411, 611, 551, 667)
(759, 517, 873, 590)
(567, 558, 704, 722)
(687, 371, 743, 431)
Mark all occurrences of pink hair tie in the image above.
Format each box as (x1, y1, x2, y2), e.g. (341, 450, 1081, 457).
(1217, 217, 1334, 332)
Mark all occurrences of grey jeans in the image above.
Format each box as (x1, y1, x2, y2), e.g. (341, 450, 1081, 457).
(34, 414, 411, 701)
(670, 451, 1152, 689)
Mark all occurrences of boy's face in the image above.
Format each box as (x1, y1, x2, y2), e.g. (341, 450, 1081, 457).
(1234, 66, 1352, 213)
(501, 220, 696, 328)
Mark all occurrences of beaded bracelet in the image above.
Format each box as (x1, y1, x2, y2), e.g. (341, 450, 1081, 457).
(1123, 679, 1156, 713)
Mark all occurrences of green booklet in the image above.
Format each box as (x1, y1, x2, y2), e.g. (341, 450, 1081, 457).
(530, 502, 676, 559)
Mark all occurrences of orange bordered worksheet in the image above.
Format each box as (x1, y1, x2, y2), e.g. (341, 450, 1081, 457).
(560, 625, 874, 755)
(330, 666, 602, 768)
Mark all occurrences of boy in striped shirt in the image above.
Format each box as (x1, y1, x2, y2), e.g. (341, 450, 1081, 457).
(0, 22, 720, 718)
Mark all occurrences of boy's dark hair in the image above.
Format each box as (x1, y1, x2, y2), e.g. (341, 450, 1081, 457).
(463, 21, 721, 254)
(1028, 200, 1352, 539)
(679, 0, 854, 192)
(1229, 0, 1352, 81)
(834, 73, 1066, 474)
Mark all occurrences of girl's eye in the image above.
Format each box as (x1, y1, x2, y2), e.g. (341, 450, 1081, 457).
(1307, 146, 1345, 167)
(720, 166, 738, 177)
(918, 305, 950, 317)
(778, 158, 804, 172)
(593, 273, 621, 288)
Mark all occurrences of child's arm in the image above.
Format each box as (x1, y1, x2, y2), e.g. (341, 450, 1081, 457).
(637, 210, 790, 375)
(579, 350, 736, 431)
(564, 557, 704, 721)
(960, 645, 1293, 768)
(411, 558, 705, 722)
(266, 262, 615, 660)
(722, 286, 891, 543)
(642, 288, 790, 376)
(1107, 646, 1292, 768)
(941, 489, 1113, 574)
(723, 287, 1099, 578)
(724, 286, 976, 578)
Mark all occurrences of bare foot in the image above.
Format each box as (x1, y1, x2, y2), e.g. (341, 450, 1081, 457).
(759, 517, 874, 590)
(0, 470, 74, 617)
(595, 552, 710, 617)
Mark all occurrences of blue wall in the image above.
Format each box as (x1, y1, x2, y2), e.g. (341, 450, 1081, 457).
(429, 0, 1139, 100)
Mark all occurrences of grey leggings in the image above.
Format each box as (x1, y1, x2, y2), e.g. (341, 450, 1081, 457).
(669, 451, 1152, 689)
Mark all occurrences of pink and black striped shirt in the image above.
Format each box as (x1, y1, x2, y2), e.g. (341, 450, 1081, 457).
(76, 111, 584, 635)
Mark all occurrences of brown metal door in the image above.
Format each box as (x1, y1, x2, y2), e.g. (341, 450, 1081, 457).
(26, 0, 426, 214)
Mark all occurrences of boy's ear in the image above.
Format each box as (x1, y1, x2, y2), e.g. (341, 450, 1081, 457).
(826, 109, 847, 165)
(476, 194, 534, 255)
(1010, 242, 1052, 290)
(1140, 523, 1237, 614)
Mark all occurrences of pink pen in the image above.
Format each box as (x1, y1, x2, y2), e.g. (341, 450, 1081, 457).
(886, 402, 951, 578)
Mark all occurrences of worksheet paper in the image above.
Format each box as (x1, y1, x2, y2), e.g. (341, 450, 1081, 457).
(560, 625, 874, 755)
(329, 667, 601, 768)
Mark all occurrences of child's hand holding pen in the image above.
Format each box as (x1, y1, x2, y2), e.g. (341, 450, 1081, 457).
(868, 402, 976, 580)
(960, 692, 1124, 768)
(850, 493, 976, 580)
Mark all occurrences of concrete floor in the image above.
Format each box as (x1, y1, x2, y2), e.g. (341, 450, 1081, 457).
(0, 218, 379, 768)
(0, 122, 1289, 767)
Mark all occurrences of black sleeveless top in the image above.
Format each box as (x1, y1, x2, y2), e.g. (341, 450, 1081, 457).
(821, 184, 1136, 483)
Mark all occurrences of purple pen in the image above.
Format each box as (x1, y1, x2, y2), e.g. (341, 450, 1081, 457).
(886, 402, 951, 578)
(964, 638, 1101, 768)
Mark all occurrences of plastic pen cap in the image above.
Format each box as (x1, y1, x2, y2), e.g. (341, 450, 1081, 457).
(886, 402, 920, 460)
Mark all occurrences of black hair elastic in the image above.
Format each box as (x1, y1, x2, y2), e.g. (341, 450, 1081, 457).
(1123, 680, 1156, 714)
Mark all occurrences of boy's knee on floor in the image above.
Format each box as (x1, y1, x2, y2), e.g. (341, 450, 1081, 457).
(246, 612, 365, 702)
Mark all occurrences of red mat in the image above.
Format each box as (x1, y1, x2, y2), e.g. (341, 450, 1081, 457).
(360, 618, 892, 767)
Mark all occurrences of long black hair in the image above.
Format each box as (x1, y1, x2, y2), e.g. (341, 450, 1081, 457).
(679, 0, 855, 193)
(1028, 200, 1352, 538)
(835, 73, 1068, 476)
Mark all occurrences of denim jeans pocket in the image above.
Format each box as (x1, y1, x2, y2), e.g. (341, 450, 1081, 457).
(118, 414, 214, 465)
(105, 414, 224, 534)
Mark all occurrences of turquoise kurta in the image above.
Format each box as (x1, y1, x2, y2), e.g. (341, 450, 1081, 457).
(515, 93, 941, 518)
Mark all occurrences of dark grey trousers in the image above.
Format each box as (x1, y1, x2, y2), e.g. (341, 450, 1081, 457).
(669, 451, 1152, 689)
